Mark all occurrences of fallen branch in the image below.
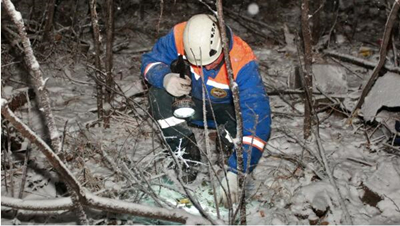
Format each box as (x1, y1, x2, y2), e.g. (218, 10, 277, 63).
(2, 196, 74, 211)
(0, 100, 212, 224)
(1, 101, 86, 201)
(1, 193, 211, 225)
(324, 50, 400, 74)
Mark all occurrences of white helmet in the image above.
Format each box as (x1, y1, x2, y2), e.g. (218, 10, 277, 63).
(183, 14, 222, 66)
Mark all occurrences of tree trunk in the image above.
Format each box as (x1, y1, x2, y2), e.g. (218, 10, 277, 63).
(43, 0, 56, 41)
(104, 0, 115, 128)
(301, 0, 314, 139)
(89, 0, 105, 123)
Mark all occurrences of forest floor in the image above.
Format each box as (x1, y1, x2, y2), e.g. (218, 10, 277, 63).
(2, 0, 400, 225)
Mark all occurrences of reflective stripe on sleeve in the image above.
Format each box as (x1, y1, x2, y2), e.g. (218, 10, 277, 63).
(144, 62, 163, 79)
(242, 136, 266, 151)
(157, 116, 186, 129)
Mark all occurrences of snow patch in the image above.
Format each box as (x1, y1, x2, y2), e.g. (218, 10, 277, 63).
(31, 61, 40, 70)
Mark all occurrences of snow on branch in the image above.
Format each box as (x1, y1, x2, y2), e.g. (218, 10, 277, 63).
(1, 103, 85, 200)
(84, 192, 211, 224)
(1, 196, 73, 211)
(1, 193, 211, 225)
(2, 0, 61, 152)
(1, 100, 212, 225)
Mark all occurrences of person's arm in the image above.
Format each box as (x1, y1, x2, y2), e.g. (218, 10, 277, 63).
(227, 60, 272, 173)
(141, 28, 178, 88)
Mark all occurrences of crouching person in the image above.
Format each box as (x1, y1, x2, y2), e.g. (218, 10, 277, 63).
(141, 14, 271, 207)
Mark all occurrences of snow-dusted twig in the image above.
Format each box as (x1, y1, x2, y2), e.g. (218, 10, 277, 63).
(329, 57, 364, 79)
(62, 68, 94, 85)
(346, 157, 374, 167)
(315, 87, 350, 117)
(349, 0, 400, 121)
(278, 127, 323, 166)
(326, 5, 339, 48)
(392, 35, 398, 67)
(216, 1, 246, 224)
(200, 63, 222, 219)
(314, 130, 353, 224)
(276, 91, 303, 115)
(122, 161, 175, 208)
(18, 148, 30, 199)
(382, 143, 400, 154)
(265, 146, 327, 180)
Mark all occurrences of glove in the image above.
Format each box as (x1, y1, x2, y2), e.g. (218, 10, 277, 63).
(163, 73, 191, 97)
(218, 171, 239, 208)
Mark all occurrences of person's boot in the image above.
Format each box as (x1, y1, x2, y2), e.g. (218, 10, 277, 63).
(180, 134, 201, 183)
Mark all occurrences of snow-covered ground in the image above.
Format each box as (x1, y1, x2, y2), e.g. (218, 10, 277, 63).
(2, 0, 400, 225)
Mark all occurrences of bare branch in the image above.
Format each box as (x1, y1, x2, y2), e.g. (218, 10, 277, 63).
(2, 0, 61, 153)
(215, 0, 246, 223)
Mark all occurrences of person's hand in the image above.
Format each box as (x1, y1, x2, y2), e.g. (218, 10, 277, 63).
(218, 171, 239, 208)
(163, 73, 191, 97)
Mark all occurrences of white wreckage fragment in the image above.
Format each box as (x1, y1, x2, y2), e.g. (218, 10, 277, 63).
(361, 72, 400, 123)
(312, 64, 348, 94)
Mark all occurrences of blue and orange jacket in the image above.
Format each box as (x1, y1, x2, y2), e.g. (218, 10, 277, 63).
(141, 22, 271, 173)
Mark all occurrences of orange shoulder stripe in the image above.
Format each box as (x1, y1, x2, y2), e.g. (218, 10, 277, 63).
(209, 35, 257, 85)
(173, 22, 186, 56)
